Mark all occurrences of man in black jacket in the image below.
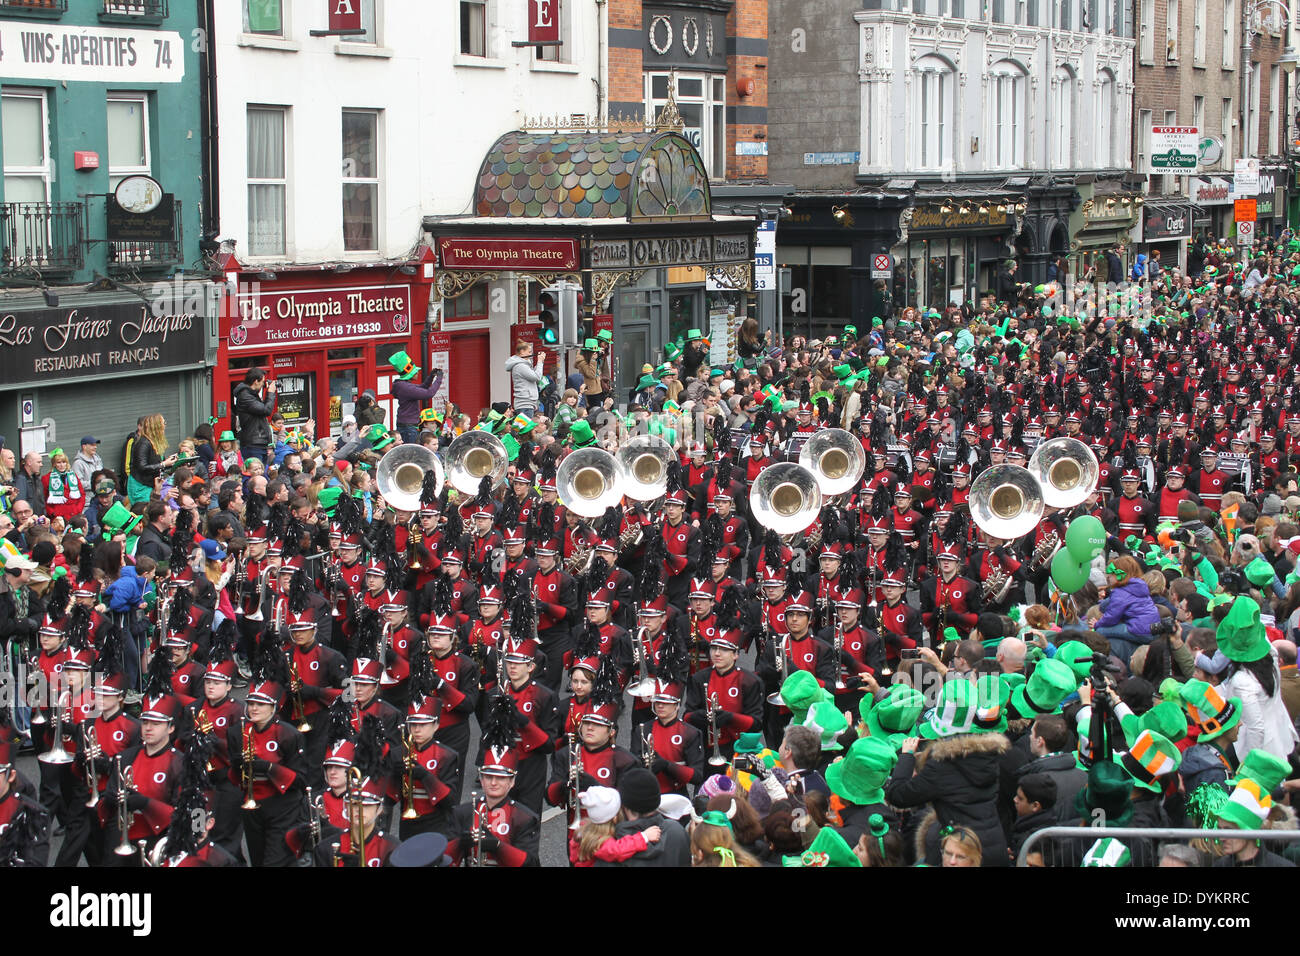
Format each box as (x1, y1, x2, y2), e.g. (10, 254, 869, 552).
(594, 768, 689, 867)
(133, 501, 175, 565)
(1105, 247, 1125, 285)
(233, 368, 276, 463)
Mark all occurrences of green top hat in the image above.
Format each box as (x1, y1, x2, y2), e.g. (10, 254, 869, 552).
(780, 670, 833, 723)
(316, 486, 343, 516)
(567, 420, 597, 448)
(364, 422, 392, 446)
(583, 337, 599, 350)
(218, 430, 236, 442)
(732, 732, 765, 755)
(1072, 761, 1135, 827)
(655, 363, 674, 377)
(1217, 780, 1273, 831)
(1010, 658, 1077, 718)
(783, 825, 862, 868)
(843, 325, 857, 337)
(1216, 595, 1270, 663)
(825, 736, 897, 807)
(512, 413, 536, 435)
(972, 674, 1010, 734)
(833, 364, 855, 381)
(686, 329, 702, 341)
(637, 374, 662, 391)
(387, 349, 420, 381)
(919, 679, 978, 739)
(861, 685, 924, 746)
(1120, 699, 1188, 747)
(1244, 555, 1276, 588)
(500, 433, 521, 462)
(1229, 748, 1290, 793)
(100, 501, 142, 540)
(803, 700, 848, 752)
(596, 329, 613, 344)
(1114, 729, 1181, 793)
(664, 342, 682, 362)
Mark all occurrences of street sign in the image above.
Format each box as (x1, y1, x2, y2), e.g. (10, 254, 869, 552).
(1237, 221, 1256, 245)
(1234, 198, 1257, 222)
(871, 254, 893, 279)
(1233, 158, 1260, 196)
(1149, 126, 1200, 171)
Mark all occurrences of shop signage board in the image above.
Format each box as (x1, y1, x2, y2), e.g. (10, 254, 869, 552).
(528, 0, 561, 43)
(228, 284, 412, 351)
(754, 219, 776, 291)
(1234, 199, 1257, 222)
(1141, 204, 1193, 241)
(0, 23, 185, 84)
(0, 300, 205, 390)
(1149, 126, 1199, 171)
(427, 331, 452, 412)
(439, 237, 579, 271)
(1237, 221, 1255, 245)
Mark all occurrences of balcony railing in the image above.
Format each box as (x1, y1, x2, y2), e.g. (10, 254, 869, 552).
(0, 0, 67, 14)
(100, 0, 168, 19)
(0, 202, 85, 275)
(96, 196, 184, 274)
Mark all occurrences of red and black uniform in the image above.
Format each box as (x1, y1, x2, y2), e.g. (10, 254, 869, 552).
(714, 513, 750, 580)
(170, 658, 204, 706)
(583, 564, 637, 631)
(103, 743, 184, 865)
(189, 693, 244, 859)
(632, 716, 705, 795)
(683, 664, 764, 759)
(448, 797, 540, 867)
(546, 742, 640, 825)
(468, 530, 503, 584)
(289, 638, 347, 781)
(399, 738, 460, 840)
(431, 649, 479, 802)
(1157, 484, 1200, 524)
(1113, 492, 1156, 542)
(1189, 467, 1230, 511)
(460, 613, 505, 696)
(660, 518, 700, 607)
(381, 622, 419, 707)
(562, 695, 596, 743)
(316, 825, 399, 868)
(497, 681, 560, 816)
(919, 572, 982, 640)
(228, 717, 307, 868)
(910, 468, 938, 511)
(877, 599, 923, 663)
(532, 566, 580, 690)
(971, 546, 1025, 612)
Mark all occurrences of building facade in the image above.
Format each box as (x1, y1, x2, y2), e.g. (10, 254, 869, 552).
(768, 0, 1137, 332)
(0, 0, 212, 473)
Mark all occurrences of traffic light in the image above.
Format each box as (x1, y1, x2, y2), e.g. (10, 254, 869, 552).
(558, 284, 581, 345)
(538, 286, 561, 345)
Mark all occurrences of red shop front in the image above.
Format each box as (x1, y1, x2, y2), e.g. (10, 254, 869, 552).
(213, 253, 436, 438)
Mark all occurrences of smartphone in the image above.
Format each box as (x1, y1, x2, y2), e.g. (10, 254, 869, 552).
(901, 648, 920, 661)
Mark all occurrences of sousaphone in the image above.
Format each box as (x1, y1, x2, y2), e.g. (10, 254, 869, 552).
(1028, 437, 1099, 510)
(556, 448, 624, 518)
(969, 464, 1044, 541)
(375, 444, 443, 514)
(446, 431, 508, 495)
(750, 462, 823, 535)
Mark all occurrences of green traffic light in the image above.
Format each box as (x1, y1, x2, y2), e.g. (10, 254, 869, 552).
(541, 329, 558, 344)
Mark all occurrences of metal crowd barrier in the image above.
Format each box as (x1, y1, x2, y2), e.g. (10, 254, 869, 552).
(1017, 826, 1300, 867)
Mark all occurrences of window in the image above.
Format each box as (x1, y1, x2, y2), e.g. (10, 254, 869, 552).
(1221, 97, 1233, 167)
(916, 57, 954, 170)
(1140, 0, 1154, 61)
(460, 1, 486, 56)
(1165, 0, 1178, 61)
(2, 89, 51, 205)
(1193, 0, 1205, 63)
(1137, 108, 1153, 173)
(1223, 0, 1234, 68)
(990, 62, 1026, 169)
(347, 0, 377, 44)
(1269, 65, 1279, 154)
(1096, 71, 1115, 166)
(646, 72, 727, 179)
(536, 0, 564, 62)
(1054, 68, 1076, 167)
(1059, 0, 1072, 30)
(106, 93, 150, 191)
(247, 106, 287, 257)
(342, 110, 379, 252)
(443, 284, 488, 320)
(245, 0, 283, 36)
(1193, 96, 1204, 139)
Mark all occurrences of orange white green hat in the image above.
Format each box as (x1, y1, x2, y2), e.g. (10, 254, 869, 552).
(1115, 729, 1181, 793)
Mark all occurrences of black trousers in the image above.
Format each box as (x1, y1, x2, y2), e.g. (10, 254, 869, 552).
(242, 790, 305, 867)
(535, 628, 570, 693)
(435, 721, 471, 804)
(510, 752, 548, 817)
(55, 777, 104, 868)
(210, 777, 247, 862)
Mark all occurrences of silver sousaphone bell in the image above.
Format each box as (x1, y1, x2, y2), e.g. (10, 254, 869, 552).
(798, 427, 867, 498)
(969, 464, 1045, 541)
(1028, 437, 1100, 510)
(750, 462, 823, 535)
(616, 434, 674, 502)
(375, 443, 444, 513)
(446, 431, 509, 495)
(556, 448, 624, 518)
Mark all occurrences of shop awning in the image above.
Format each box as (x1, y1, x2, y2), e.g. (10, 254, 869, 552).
(1140, 201, 1193, 243)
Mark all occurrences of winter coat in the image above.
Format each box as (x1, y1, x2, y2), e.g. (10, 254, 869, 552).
(1225, 651, 1300, 762)
(1096, 578, 1160, 637)
(1105, 251, 1124, 284)
(232, 382, 274, 448)
(1015, 752, 1087, 823)
(885, 732, 1012, 867)
(1009, 808, 1058, 860)
(505, 354, 544, 409)
(1130, 254, 1148, 282)
(105, 567, 146, 614)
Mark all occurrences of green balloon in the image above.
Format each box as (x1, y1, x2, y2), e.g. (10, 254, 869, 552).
(1051, 549, 1091, 594)
(1065, 515, 1106, 562)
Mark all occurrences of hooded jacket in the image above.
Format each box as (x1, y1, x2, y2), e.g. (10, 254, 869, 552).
(885, 732, 1011, 867)
(1096, 578, 1160, 637)
(232, 382, 274, 448)
(505, 354, 544, 409)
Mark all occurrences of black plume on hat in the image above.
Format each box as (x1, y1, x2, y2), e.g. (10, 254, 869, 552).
(355, 713, 399, 781)
(46, 575, 71, 625)
(142, 646, 174, 701)
(591, 655, 621, 710)
(573, 619, 602, 662)
(165, 734, 214, 856)
(407, 630, 437, 703)
(353, 606, 383, 661)
(170, 509, 194, 573)
(656, 623, 690, 687)
(598, 506, 622, 542)
(327, 696, 354, 748)
(167, 586, 193, 634)
(480, 690, 521, 754)
(244, 492, 267, 535)
(251, 624, 290, 687)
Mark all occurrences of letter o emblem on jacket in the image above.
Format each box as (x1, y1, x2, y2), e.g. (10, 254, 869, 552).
(728, 686, 739, 698)
(495, 822, 510, 835)
(267, 740, 279, 752)
(952, 589, 963, 600)
(153, 771, 167, 784)
(803, 653, 814, 665)
(216, 717, 227, 728)
(850, 641, 862, 652)
(597, 767, 611, 779)
(671, 734, 683, 746)
(522, 701, 533, 713)
(113, 730, 125, 742)
(398, 639, 408, 651)
(310, 660, 320, 671)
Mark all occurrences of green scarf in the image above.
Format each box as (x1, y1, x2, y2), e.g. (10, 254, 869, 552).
(47, 468, 81, 502)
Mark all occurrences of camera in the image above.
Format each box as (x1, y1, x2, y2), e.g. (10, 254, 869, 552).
(1148, 619, 1175, 638)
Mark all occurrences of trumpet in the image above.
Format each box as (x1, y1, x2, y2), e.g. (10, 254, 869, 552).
(38, 685, 74, 765)
(240, 719, 259, 810)
(401, 726, 419, 820)
(305, 786, 322, 853)
(641, 729, 657, 770)
(766, 636, 789, 706)
(337, 766, 367, 867)
(626, 627, 655, 699)
(688, 612, 701, 674)
(83, 724, 101, 807)
(286, 647, 312, 733)
(378, 621, 397, 687)
(568, 737, 585, 832)
(470, 790, 488, 867)
(833, 618, 847, 692)
(246, 565, 270, 623)
(113, 756, 136, 857)
(194, 707, 216, 772)
(706, 693, 727, 766)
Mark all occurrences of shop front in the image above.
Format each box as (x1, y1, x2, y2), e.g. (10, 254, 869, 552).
(424, 127, 756, 408)
(213, 256, 436, 439)
(1137, 200, 1193, 269)
(1190, 176, 1233, 240)
(895, 196, 1023, 311)
(1256, 165, 1286, 239)
(0, 286, 213, 474)
(1066, 183, 1141, 280)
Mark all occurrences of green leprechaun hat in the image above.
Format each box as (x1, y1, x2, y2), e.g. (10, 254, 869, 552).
(99, 501, 142, 540)
(1081, 837, 1131, 867)
(972, 673, 1010, 734)
(1115, 729, 1181, 793)
(1071, 761, 1135, 827)
(316, 486, 343, 517)
(825, 736, 897, 807)
(803, 700, 848, 753)
(1120, 699, 1188, 747)
(918, 679, 977, 739)
(1228, 748, 1290, 794)
(1178, 679, 1241, 742)
(387, 349, 420, 381)
(1217, 778, 1274, 832)
(1052, 640, 1096, 683)
(1216, 595, 1271, 663)
(365, 423, 395, 450)
(780, 670, 833, 724)
(783, 825, 861, 868)
(1009, 658, 1077, 718)
(567, 419, 597, 448)
(860, 684, 924, 747)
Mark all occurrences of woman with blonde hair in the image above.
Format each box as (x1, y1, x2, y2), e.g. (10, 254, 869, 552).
(42, 447, 85, 527)
(689, 810, 762, 867)
(128, 413, 178, 503)
(939, 826, 983, 867)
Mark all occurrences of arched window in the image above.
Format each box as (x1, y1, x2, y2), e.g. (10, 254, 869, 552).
(990, 60, 1027, 169)
(1096, 69, 1115, 167)
(914, 55, 955, 170)
(1053, 66, 1075, 168)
